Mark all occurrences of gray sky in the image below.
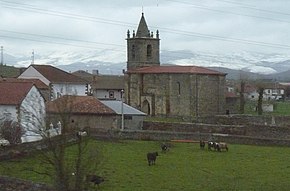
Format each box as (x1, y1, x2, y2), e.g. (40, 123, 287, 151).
(1, 0, 290, 63)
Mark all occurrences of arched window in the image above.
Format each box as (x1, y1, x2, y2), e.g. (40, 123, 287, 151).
(132, 45, 135, 59)
(147, 44, 152, 58)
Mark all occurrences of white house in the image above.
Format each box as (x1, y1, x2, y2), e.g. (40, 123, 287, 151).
(0, 81, 46, 142)
(18, 65, 89, 100)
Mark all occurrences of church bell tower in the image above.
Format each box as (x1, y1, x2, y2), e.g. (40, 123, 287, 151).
(126, 13, 160, 70)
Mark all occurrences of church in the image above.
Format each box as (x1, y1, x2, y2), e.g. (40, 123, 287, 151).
(124, 13, 226, 121)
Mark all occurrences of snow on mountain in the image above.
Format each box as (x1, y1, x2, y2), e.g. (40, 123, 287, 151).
(3, 49, 290, 76)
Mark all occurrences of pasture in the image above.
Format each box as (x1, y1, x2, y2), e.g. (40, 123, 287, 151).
(1, 140, 290, 190)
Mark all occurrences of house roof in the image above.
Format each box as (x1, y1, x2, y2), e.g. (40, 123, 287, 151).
(0, 77, 48, 90)
(101, 100, 146, 116)
(0, 82, 34, 105)
(93, 75, 125, 90)
(72, 70, 94, 82)
(127, 66, 226, 76)
(31, 65, 87, 84)
(46, 95, 115, 115)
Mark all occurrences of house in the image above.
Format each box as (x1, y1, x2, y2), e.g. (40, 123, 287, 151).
(101, 100, 146, 130)
(0, 77, 50, 101)
(0, 81, 46, 142)
(243, 83, 285, 101)
(46, 95, 117, 131)
(18, 65, 89, 100)
(72, 70, 125, 100)
(125, 13, 226, 120)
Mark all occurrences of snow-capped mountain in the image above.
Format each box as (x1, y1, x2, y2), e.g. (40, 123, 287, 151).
(2, 50, 290, 79)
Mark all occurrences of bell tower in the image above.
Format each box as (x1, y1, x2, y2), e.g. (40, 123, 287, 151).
(126, 13, 160, 70)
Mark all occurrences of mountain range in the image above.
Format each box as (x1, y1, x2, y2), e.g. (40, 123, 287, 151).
(1, 50, 290, 81)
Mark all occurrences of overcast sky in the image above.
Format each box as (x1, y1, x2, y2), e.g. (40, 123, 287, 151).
(1, 0, 290, 63)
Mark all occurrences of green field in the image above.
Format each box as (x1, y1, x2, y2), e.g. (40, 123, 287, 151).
(1, 140, 290, 190)
(245, 101, 290, 116)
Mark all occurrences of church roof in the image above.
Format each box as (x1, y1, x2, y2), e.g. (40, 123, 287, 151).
(127, 66, 226, 76)
(136, 13, 149, 37)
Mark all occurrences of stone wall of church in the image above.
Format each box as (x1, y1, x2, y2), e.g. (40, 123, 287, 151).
(127, 73, 225, 118)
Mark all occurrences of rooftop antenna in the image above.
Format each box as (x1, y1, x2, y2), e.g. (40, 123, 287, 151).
(0, 46, 3, 65)
(31, 49, 34, 64)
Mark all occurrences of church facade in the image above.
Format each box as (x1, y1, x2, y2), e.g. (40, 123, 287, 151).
(124, 13, 226, 120)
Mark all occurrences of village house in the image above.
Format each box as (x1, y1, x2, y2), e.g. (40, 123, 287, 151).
(73, 70, 125, 100)
(243, 83, 285, 101)
(125, 13, 226, 120)
(18, 65, 89, 100)
(0, 77, 50, 101)
(0, 81, 46, 142)
(101, 100, 146, 130)
(46, 95, 117, 131)
(46, 95, 146, 131)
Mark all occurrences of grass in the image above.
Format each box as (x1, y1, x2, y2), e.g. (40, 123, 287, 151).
(0, 65, 20, 78)
(245, 101, 290, 116)
(1, 140, 290, 190)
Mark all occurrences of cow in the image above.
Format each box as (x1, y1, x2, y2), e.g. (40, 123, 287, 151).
(216, 142, 229, 152)
(208, 141, 218, 151)
(147, 152, 158, 166)
(161, 143, 169, 152)
(86, 175, 104, 187)
(200, 140, 205, 149)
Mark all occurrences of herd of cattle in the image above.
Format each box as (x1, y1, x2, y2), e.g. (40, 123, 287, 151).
(147, 140, 228, 166)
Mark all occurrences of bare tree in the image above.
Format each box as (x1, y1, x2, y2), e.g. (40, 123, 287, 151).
(239, 80, 245, 114)
(0, 120, 23, 145)
(24, 95, 103, 191)
(257, 87, 264, 115)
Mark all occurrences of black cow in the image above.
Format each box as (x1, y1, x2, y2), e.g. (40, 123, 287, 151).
(147, 152, 158, 166)
(200, 140, 205, 149)
(86, 175, 104, 187)
(161, 143, 169, 152)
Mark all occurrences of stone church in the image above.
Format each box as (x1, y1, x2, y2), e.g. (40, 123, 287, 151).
(124, 13, 226, 120)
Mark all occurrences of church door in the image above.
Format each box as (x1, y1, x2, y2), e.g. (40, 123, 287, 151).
(142, 100, 150, 115)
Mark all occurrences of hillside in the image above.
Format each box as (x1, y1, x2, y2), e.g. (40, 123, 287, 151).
(0, 65, 21, 78)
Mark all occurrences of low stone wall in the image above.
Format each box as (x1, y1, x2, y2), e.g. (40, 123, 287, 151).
(199, 114, 290, 126)
(91, 129, 290, 147)
(0, 176, 54, 191)
(142, 121, 290, 140)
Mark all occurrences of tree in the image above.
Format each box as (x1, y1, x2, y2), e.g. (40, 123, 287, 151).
(239, 80, 245, 114)
(0, 120, 23, 145)
(25, 95, 103, 191)
(257, 87, 264, 115)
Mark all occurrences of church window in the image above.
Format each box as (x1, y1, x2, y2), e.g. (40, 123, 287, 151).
(177, 82, 181, 95)
(147, 44, 152, 58)
(132, 45, 135, 59)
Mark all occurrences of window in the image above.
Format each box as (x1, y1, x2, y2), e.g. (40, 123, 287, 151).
(109, 91, 114, 99)
(147, 44, 152, 58)
(177, 82, 181, 95)
(132, 45, 135, 59)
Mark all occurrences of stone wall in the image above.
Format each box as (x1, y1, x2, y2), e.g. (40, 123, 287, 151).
(142, 121, 290, 139)
(198, 114, 290, 126)
(0, 176, 54, 191)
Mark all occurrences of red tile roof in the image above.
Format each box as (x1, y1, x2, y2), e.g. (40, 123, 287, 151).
(31, 65, 87, 84)
(0, 78, 48, 89)
(0, 82, 34, 105)
(126, 66, 226, 75)
(46, 95, 115, 115)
